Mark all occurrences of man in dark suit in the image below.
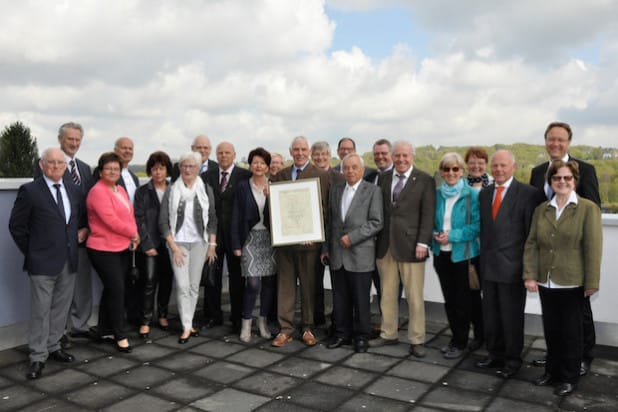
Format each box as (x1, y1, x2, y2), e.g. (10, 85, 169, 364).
(322, 153, 383, 352)
(334, 137, 375, 179)
(202, 141, 251, 331)
(171, 135, 218, 182)
(34, 123, 95, 345)
(529, 121, 601, 375)
(369, 140, 436, 358)
(476, 150, 545, 378)
(271, 136, 330, 347)
(10, 148, 87, 379)
(310, 141, 344, 327)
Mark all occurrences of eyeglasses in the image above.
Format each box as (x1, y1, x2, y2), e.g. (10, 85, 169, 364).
(44, 160, 66, 166)
(551, 175, 574, 182)
(442, 166, 460, 173)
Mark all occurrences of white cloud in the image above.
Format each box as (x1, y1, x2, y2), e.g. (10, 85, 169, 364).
(1, 0, 617, 167)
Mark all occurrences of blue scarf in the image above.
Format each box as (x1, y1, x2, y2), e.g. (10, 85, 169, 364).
(440, 179, 464, 198)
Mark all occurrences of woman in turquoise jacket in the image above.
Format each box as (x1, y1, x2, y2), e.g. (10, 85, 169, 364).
(432, 152, 480, 359)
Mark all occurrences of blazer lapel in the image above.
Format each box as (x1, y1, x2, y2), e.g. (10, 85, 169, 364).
(39, 179, 66, 222)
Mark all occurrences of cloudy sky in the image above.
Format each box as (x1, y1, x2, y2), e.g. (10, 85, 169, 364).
(1, 0, 617, 165)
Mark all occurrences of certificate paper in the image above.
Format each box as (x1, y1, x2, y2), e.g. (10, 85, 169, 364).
(269, 178, 325, 246)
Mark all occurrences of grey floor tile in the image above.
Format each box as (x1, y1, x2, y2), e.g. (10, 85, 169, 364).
(0, 349, 27, 368)
(64, 380, 136, 409)
(285, 381, 355, 410)
(578, 372, 618, 395)
(57, 345, 107, 363)
(155, 335, 206, 349)
(498, 378, 558, 405)
(0, 375, 12, 389)
(0, 360, 65, 383)
(76, 355, 140, 377)
(29, 368, 96, 393)
(387, 359, 450, 383)
(442, 369, 502, 393)
(369, 342, 414, 358)
(297, 343, 354, 363)
(109, 364, 176, 389)
(337, 393, 412, 412)
(18, 397, 85, 412)
(486, 397, 555, 412)
(151, 376, 219, 403)
(226, 348, 285, 368)
(254, 400, 317, 412)
(314, 365, 378, 390)
(560, 390, 618, 412)
(365, 375, 430, 403)
(0, 384, 47, 410)
(261, 339, 306, 355)
(127, 342, 177, 362)
(155, 352, 213, 372)
(189, 340, 246, 359)
(102, 392, 179, 412)
(191, 388, 270, 412)
(234, 371, 302, 397)
(267, 357, 331, 379)
(342, 352, 401, 372)
(590, 358, 618, 377)
(192, 361, 255, 384)
(421, 386, 492, 410)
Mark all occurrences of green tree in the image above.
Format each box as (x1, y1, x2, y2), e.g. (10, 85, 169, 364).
(0, 121, 38, 177)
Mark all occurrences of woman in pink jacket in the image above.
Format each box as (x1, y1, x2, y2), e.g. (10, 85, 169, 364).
(87, 152, 140, 353)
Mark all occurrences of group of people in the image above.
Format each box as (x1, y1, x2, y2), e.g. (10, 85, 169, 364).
(8, 122, 602, 397)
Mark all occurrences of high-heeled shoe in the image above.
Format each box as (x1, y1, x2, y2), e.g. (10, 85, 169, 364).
(190, 329, 200, 337)
(138, 325, 150, 339)
(116, 340, 132, 353)
(157, 318, 169, 331)
(178, 332, 191, 344)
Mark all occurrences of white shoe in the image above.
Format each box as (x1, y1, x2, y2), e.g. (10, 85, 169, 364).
(257, 316, 272, 339)
(240, 318, 252, 343)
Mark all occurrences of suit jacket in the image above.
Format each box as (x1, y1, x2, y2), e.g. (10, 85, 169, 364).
(479, 178, 545, 283)
(530, 156, 601, 207)
(9, 178, 85, 276)
(272, 163, 330, 251)
(375, 168, 436, 262)
(134, 179, 168, 252)
(35, 157, 94, 196)
(230, 178, 271, 251)
(326, 180, 383, 272)
(523, 195, 602, 290)
(203, 165, 252, 249)
(171, 159, 218, 182)
(327, 167, 345, 186)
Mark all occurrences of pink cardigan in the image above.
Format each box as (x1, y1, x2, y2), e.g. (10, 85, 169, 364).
(86, 181, 138, 252)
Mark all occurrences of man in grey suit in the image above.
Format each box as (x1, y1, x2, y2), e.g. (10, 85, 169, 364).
(369, 140, 436, 358)
(476, 150, 545, 378)
(34, 122, 95, 345)
(10, 148, 88, 379)
(322, 153, 383, 352)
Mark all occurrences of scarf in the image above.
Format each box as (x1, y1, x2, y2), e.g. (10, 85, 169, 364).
(439, 178, 465, 198)
(467, 173, 489, 188)
(168, 177, 210, 241)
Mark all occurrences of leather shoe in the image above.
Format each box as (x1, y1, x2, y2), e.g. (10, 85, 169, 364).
(26, 362, 44, 380)
(272, 333, 293, 347)
(468, 339, 483, 351)
(534, 373, 555, 386)
(496, 366, 519, 379)
(409, 344, 427, 358)
(354, 339, 369, 353)
(190, 329, 200, 338)
(368, 337, 398, 348)
(475, 358, 505, 369)
(302, 330, 317, 346)
(532, 357, 547, 367)
(554, 382, 577, 396)
(60, 334, 72, 349)
(580, 360, 590, 376)
(327, 337, 351, 349)
(49, 349, 74, 363)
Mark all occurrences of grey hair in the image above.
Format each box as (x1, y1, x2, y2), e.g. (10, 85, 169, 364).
(178, 151, 202, 166)
(289, 135, 309, 150)
(392, 140, 416, 157)
(342, 152, 365, 167)
(490, 149, 516, 164)
(58, 122, 83, 138)
(439, 152, 465, 170)
(40, 147, 64, 162)
(311, 141, 331, 154)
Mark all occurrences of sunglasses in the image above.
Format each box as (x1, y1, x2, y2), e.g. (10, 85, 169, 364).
(551, 175, 574, 182)
(442, 166, 460, 173)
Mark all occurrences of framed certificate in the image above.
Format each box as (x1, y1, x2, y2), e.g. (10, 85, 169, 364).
(268, 177, 325, 246)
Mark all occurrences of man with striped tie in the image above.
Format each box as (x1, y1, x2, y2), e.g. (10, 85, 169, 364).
(34, 123, 95, 346)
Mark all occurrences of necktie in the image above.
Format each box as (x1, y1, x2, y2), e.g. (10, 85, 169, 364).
(220, 171, 229, 192)
(70, 160, 80, 185)
(53, 183, 67, 223)
(492, 186, 504, 220)
(392, 174, 405, 203)
(294, 167, 302, 181)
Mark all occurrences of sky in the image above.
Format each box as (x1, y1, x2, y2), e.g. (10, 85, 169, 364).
(1, 0, 618, 165)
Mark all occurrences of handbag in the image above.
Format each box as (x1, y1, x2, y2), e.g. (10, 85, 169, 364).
(129, 249, 140, 286)
(465, 195, 481, 290)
